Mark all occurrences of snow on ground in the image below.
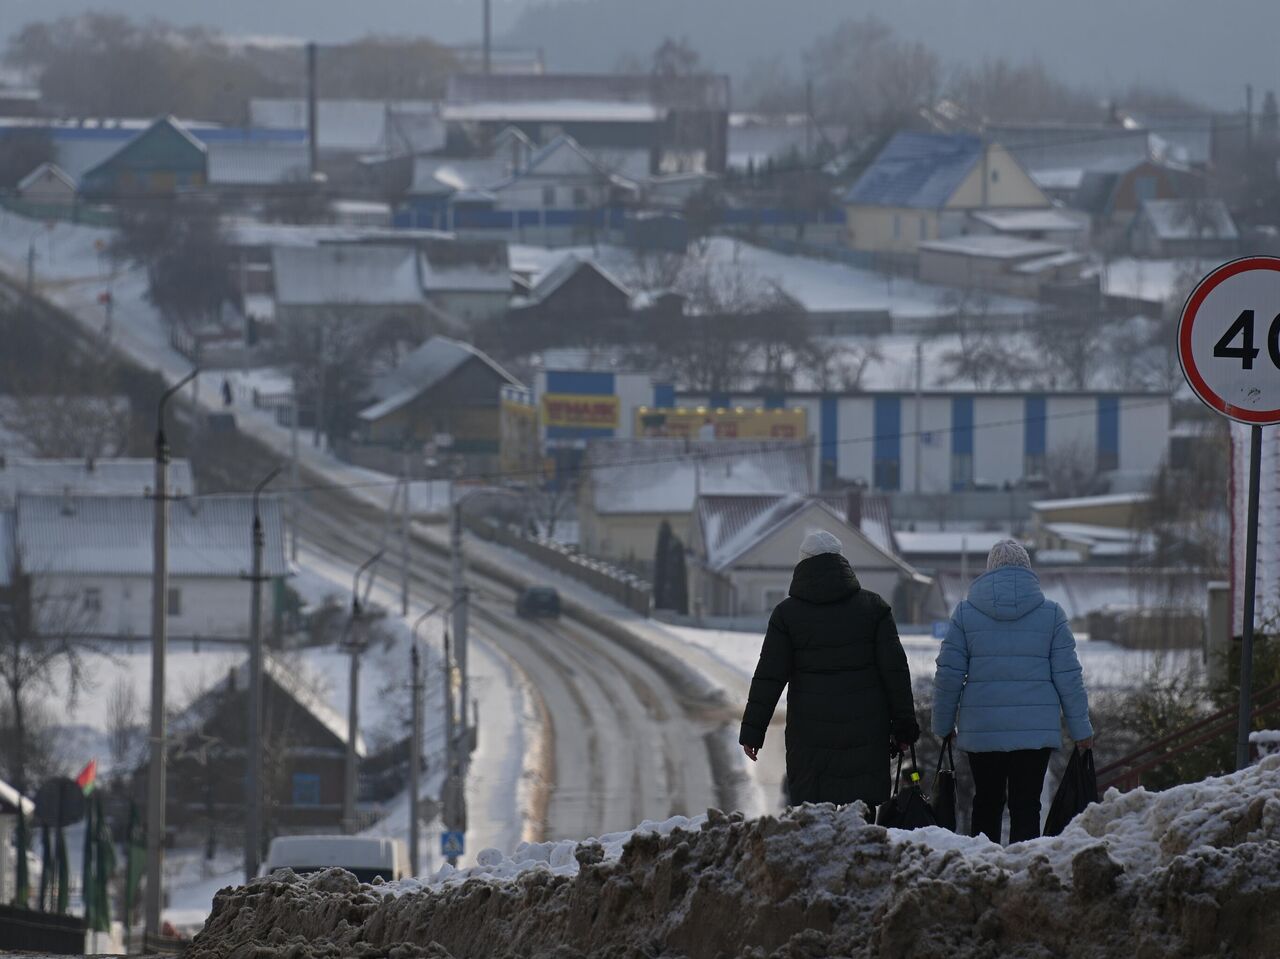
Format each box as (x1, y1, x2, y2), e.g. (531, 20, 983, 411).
(664, 624, 1200, 694)
(187, 756, 1280, 958)
(1093, 256, 1198, 305)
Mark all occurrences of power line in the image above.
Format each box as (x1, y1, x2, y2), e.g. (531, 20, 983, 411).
(183, 395, 1171, 502)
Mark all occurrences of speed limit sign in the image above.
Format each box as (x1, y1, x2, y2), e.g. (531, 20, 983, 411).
(1178, 255, 1279, 772)
(1179, 256, 1280, 423)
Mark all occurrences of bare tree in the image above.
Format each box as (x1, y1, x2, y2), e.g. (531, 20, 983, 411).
(800, 339, 883, 391)
(106, 677, 143, 777)
(1032, 310, 1107, 390)
(0, 394, 130, 459)
(0, 549, 96, 792)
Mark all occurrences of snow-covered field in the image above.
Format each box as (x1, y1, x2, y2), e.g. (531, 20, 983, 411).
(187, 756, 1280, 958)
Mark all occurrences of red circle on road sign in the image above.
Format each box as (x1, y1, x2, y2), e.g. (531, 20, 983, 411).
(1178, 255, 1280, 424)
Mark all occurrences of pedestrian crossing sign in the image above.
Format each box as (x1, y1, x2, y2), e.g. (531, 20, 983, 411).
(441, 831, 465, 858)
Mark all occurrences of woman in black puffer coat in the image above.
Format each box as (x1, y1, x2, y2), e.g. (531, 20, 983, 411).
(739, 530, 919, 808)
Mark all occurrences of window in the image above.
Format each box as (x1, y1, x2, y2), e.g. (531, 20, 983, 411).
(572, 187, 588, 207)
(167, 587, 182, 617)
(292, 773, 321, 806)
(82, 588, 102, 615)
(542, 185, 556, 207)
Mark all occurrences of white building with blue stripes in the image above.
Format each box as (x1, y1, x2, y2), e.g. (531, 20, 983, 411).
(676, 390, 1171, 494)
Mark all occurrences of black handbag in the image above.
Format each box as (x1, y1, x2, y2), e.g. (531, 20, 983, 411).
(876, 745, 937, 830)
(931, 738, 958, 832)
(1043, 747, 1099, 836)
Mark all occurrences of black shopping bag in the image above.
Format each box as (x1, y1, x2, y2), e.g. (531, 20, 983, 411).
(931, 739, 958, 833)
(876, 746, 937, 830)
(1043, 747, 1099, 836)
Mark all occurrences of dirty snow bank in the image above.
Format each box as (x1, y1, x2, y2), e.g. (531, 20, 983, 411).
(188, 757, 1280, 959)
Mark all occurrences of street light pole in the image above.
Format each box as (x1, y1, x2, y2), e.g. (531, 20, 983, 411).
(343, 550, 382, 834)
(408, 643, 423, 877)
(245, 467, 280, 883)
(146, 368, 196, 941)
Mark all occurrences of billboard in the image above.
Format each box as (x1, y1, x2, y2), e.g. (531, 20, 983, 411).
(542, 393, 620, 431)
(635, 406, 807, 440)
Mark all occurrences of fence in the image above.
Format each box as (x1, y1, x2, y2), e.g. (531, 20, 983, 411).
(0, 903, 87, 954)
(462, 515, 652, 616)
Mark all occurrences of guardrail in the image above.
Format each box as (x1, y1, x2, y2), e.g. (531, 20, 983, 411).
(1096, 680, 1280, 792)
(462, 515, 652, 617)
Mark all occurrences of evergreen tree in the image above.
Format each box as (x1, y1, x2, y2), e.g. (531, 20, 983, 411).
(653, 521, 673, 610)
(667, 535, 690, 616)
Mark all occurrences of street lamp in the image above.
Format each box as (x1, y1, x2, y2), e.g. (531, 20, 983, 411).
(408, 599, 462, 874)
(342, 549, 383, 834)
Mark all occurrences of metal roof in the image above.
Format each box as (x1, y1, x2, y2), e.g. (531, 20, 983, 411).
(15, 493, 288, 578)
(271, 243, 424, 307)
(843, 132, 983, 209)
(0, 457, 194, 509)
(359, 335, 521, 422)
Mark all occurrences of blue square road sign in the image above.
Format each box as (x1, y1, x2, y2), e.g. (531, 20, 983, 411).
(441, 830, 465, 858)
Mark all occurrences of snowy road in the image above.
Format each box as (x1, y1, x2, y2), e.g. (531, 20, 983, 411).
(293, 496, 724, 842)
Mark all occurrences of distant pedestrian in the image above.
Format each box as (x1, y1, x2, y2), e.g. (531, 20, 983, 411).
(932, 539, 1094, 844)
(739, 529, 919, 811)
(221, 378, 233, 407)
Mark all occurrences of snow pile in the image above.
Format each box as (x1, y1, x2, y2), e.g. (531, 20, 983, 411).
(188, 756, 1280, 958)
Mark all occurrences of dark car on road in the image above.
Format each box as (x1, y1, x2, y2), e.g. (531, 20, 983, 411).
(516, 586, 561, 619)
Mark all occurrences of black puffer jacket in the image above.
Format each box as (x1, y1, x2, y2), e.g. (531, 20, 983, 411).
(739, 553, 916, 806)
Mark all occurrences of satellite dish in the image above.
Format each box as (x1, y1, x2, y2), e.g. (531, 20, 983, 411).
(34, 777, 85, 828)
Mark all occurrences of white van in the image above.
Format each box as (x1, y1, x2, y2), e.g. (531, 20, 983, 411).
(262, 835, 409, 884)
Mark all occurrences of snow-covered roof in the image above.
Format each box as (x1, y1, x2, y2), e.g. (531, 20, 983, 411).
(249, 98, 438, 154)
(1094, 257, 1190, 305)
(226, 221, 449, 249)
(17, 161, 76, 193)
(896, 529, 1011, 558)
(1138, 198, 1239, 241)
(918, 235, 1066, 260)
(410, 156, 509, 196)
(206, 142, 310, 186)
(527, 254, 632, 304)
(1030, 168, 1088, 191)
(177, 651, 366, 757)
(696, 492, 913, 575)
(272, 244, 424, 307)
(1011, 250, 1087, 274)
(420, 238, 511, 294)
(15, 493, 288, 578)
(0, 457, 194, 508)
(1032, 492, 1151, 512)
(359, 336, 521, 423)
(586, 440, 811, 515)
(991, 124, 1152, 183)
(1043, 522, 1148, 544)
(968, 208, 1088, 234)
(442, 100, 662, 124)
(844, 132, 983, 209)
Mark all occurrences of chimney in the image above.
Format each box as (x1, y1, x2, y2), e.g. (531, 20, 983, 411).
(845, 487, 862, 529)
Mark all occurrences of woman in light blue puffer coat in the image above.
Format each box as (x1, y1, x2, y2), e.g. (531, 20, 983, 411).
(931, 539, 1094, 844)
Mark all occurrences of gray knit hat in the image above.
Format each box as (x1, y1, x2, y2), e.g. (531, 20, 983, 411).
(799, 529, 843, 560)
(987, 538, 1032, 571)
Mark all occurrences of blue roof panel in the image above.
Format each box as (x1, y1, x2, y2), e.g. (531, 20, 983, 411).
(844, 132, 983, 209)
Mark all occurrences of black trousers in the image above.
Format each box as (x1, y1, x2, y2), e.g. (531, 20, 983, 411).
(967, 748, 1052, 844)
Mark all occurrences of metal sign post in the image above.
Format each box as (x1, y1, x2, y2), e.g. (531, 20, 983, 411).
(1177, 256, 1280, 769)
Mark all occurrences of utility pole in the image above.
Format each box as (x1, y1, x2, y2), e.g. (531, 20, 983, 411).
(400, 452, 411, 617)
(307, 42, 319, 178)
(289, 396, 300, 563)
(913, 341, 923, 496)
(343, 551, 382, 834)
(482, 0, 492, 75)
(804, 77, 814, 162)
(145, 369, 196, 941)
(442, 626, 460, 867)
(408, 644, 423, 876)
(449, 495, 469, 748)
(1246, 84, 1255, 165)
(244, 468, 280, 884)
(26, 240, 34, 295)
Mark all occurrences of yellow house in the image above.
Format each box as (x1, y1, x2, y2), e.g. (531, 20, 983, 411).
(844, 132, 1049, 255)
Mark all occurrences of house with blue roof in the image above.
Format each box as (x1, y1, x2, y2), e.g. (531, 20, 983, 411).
(843, 132, 1049, 255)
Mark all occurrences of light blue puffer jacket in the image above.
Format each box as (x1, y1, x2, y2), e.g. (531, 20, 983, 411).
(931, 566, 1093, 752)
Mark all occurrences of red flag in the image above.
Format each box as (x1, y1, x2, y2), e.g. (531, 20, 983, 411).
(76, 759, 98, 795)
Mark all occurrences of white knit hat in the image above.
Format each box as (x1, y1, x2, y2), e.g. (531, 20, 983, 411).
(799, 529, 843, 560)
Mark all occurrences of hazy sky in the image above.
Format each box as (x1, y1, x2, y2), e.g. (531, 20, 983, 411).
(6, 0, 1274, 111)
